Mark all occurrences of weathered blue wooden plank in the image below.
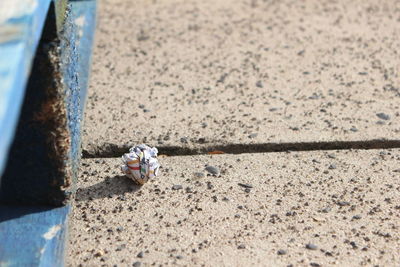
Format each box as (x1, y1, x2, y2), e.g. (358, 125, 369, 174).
(0, 0, 52, 179)
(62, 0, 97, 182)
(0, 0, 97, 205)
(0, 205, 70, 267)
(71, 0, 97, 113)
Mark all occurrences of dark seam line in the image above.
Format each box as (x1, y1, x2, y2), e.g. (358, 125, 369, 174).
(82, 139, 400, 158)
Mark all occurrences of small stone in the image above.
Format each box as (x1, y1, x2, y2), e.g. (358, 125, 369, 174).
(180, 137, 188, 143)
(237, 244, 246, 249)
(207, 182, 214, 190)
(94, 250, 104, 257)
(328, 164, 337, 169)
(244, 188, 251, 193)
(350, 127, 358, 132)
(376, 113, 390, 120)
(238, 183, 253, 189)
(194, 172, 205, 178)
(172, 184, 183, 190)
(256, 81, 263, 88)
(185, 187, 193, 193)
(132, 262, 141, 267)
(337, 201, 350, 207)
(350, 241, 358, 249)
(322, 207, 331, 213)
(205, 165, 220, 175)
(116, 244, 126, 251)
(310, 263, 321, 267)
(248, 133, 258, 139)
(352, 215, 362, 220)
(137, 251, 144, 258)
(305, 243, 318, 250)
(277, 249, 287, 255)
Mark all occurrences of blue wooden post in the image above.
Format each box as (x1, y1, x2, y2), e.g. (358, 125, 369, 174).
(0, 0, 96, 206)
(0, 0, 52, 180)
(0, 0, 96, 265)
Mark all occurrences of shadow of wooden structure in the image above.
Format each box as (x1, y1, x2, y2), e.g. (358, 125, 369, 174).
(0, 0, 96, 265)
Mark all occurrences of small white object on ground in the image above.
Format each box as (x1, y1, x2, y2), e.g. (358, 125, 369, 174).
(121, 144, 160, 185)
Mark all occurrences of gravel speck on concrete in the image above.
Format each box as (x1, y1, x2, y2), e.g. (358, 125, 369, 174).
(306, 243, 318, 250)
(376, 113, 390, 120)
(238, 183, 253, 189)
(205, 165, 219, 175)
(277, 249, 287, 255)
(69, 151, 400, 266)
(193, 172, 205, 178)
(172, 184, 183, 190)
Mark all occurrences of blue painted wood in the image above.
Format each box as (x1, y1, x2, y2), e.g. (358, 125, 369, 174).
(0, 0, 97, 205)
(0, 0, 52, 179)
(0, 1, 97, 266)
(0, 205, 70, 267)
(62, 0, 97, 181)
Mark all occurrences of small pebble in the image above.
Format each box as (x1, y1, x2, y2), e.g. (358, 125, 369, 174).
(305, 243, 318, 250)
(205, 166, 220, 175)
(337, 201, 350, 207)
(376, 113, 390, 120)
(237, 244, 246, 249)
(248, 133, 258, 139)
(328, 164, 337, 170)
(137, 251, 144, 258)
(132, 262, 141, 267)
(238, 183, 253, 189)
(322, 207, 331, 213)
(277, 249, 287, 255)
(172, 184, 183, 190)
(194, 172, 205, 178)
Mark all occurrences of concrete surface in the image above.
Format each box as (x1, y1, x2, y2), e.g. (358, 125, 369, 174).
(83, 0, 400, 154)
(68, 150, 400, 266)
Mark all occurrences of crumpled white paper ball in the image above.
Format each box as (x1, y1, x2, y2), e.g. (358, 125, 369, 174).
(121, 144, 160, 185)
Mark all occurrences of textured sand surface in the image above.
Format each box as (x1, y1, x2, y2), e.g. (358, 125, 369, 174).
(83, 0, 400, 154)
(68, 150, 400, 266)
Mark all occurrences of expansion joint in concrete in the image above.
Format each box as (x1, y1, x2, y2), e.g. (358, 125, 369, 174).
(82, 139, 400, 158)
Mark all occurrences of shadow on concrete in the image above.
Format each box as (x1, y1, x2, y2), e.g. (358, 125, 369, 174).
(75, 175, 141, 201)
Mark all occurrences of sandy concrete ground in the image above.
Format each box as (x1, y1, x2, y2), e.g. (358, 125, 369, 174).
(70, 0, 400, 266)
(68, 150, 400, 266)
(83, 0, 400, 154)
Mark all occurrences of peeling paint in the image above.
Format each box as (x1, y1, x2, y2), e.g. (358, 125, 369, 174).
(75, 16, 85, 39)
(43, 225, 61, 240)
(0, 0, 38, 24)
(74, 16, 85, 27)
(0, 24, 24, 43)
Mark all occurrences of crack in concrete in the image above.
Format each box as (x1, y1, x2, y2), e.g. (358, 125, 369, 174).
(82, 139, 400, 158)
